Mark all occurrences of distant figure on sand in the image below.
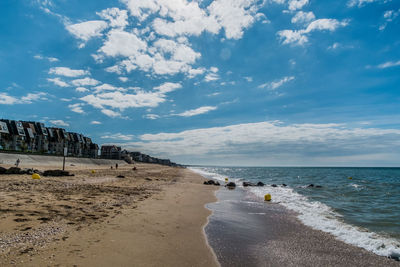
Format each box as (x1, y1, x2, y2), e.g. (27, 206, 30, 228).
(111, 166, 113, 169)
(115, 163, 118, 169)
(15, 158, 20, 167)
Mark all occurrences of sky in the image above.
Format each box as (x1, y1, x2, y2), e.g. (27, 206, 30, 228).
(0, 0, 399, 166)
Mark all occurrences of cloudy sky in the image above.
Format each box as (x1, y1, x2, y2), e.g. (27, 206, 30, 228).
(1, 0, 399, 166)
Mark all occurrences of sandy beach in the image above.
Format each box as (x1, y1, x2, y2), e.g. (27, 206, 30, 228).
(0, 154, 218, 266)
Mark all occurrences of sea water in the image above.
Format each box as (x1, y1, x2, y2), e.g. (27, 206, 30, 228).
(190, 166, 400, 258)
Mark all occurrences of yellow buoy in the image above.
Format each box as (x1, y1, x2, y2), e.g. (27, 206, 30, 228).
(264, 194, 271, 201)
(225, 178, 228, 182)
(91, 170, 95, 174)
(32, 173, 41, 180)
(348, 177, 352, 180)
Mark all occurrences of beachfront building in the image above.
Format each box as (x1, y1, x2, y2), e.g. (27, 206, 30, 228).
(0, 118, 98, 158)
(101, 145, 122, 160)
(0, 120, 27, 151)
(0, 121, 11, 150)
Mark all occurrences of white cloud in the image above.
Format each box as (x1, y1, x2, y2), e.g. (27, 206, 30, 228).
(50, 120, 69, 127)
(97, 8, 128, 29)
(90, 120, 102, 125)
(328, 42, 340, 50)
(68, 103, 85, 114)
(71, 77, 100, 87)
(76, 87, 89, 92)
(153, 82, 182, 93)
(258, 76, 295, 90)
(101, 133, 134, 140)
(47, 77, 70, 87)
(204, 73, 220, 82)
(347, 0, 378, 8)
(177, 106, 217, 117)
(34, 54, 59, 62)
(119, 77, 128, 82)
(291, 11, 315, 24)
(93, 83, 125, 93)
(66, 20, 108, 47)
(118, 121, 400, 166)
(87, 0, 266, 77)
(380, 9, 400, 30)
(244, 76, 253, 82)
(288, 0, 309, 11)
(101, 109, 122, 118)
(278, 19, 349, 45)
(144, 114, 160, 120)
(49, 67, 89, 77)
(0, 93, 18, 105)
(20, 92, 48, 103)
(377, 60, 400, 69)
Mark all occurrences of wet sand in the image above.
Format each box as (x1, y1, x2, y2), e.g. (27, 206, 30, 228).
(206, 187, 400, 267)
(0, 159, 218, 266)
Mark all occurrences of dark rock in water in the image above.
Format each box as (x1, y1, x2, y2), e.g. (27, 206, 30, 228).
(271, 184, 277, 187)
(243, 181, 256, 187)
(0, 167, 6, 174)
(307, 184, 314, 188)
(226, 182, 236, 189)
(43, 170, 74, 177)
(5, 167, 23, 174)
(257, 182, 265, 187)
(145, 178, 152, 181)
(204, 180, 216, 185)
(214, 181, 220, 186)
(389, 252, 400, 261)
(116, 175, 125, 178)
(282, 184, 287, 187)
(315, 185, 323, 188)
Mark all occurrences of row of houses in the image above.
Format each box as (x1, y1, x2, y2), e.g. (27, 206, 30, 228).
(100, 145, 180, 167)
(0, 119, 180, 166)
(0, 119, 99, 157)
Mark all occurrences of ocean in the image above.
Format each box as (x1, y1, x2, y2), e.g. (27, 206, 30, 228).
(190, 166, 400, 259)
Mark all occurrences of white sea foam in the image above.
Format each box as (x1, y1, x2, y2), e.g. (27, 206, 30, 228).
(190, 167, 400, 258)
(249, 185, 400, 258)
(189, 167, 242, 183)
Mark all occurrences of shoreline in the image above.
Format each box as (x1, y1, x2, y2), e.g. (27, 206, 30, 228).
(0, 160, 219, 266)
(204, 185, 400, 266)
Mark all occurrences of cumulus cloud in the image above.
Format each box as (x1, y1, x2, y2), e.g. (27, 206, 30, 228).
(278, 19, 349, 45)
(288, 0, 309, 11)
(90, 120, 102, 125)
(66, 20, 108, 47)
(291, 11, 315, 24)
(68, 103, 85, 114)
(47, 77, 70, 87)
(64, 0, 267, 77)
(101, 109, 122, 118)
(97, 8, 128, 29)
(49, 67, 89, 77)
(50, 120, 69, 127)
(176, 106, 217, 117)
(71, 77, 100, 87)
(118, 121, 400, 166)
(0, 92, 47, 105)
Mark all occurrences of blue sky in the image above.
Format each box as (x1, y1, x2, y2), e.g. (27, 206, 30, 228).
(1, 0, 399, 166)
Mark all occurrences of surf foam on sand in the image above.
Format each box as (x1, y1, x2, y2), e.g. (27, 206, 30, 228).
(190, 167, 400, 260)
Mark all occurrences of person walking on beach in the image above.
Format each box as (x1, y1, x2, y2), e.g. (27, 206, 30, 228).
(115, 163, 118, 169)
(15, 158, 20, 167)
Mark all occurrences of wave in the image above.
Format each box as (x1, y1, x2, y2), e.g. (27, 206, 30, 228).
(191, 167, 400, 259)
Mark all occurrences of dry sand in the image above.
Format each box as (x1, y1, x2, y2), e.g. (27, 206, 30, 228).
(0, 157, 219, 266)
